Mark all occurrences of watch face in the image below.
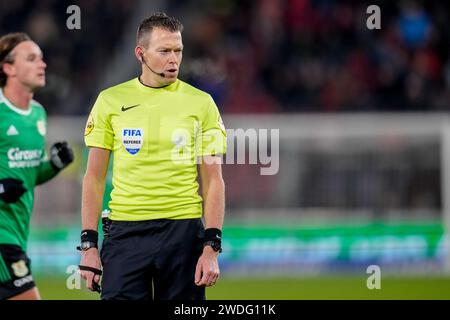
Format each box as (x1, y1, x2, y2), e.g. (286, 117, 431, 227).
(81, 241, 95, 250)
(205, 240, 221, 252)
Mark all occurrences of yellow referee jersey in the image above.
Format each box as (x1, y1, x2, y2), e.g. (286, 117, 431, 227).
(84, 78, 227, 221)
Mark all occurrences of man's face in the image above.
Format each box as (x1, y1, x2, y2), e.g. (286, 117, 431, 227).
(141, 27, 183, 85)
(4, 40, 46, 90)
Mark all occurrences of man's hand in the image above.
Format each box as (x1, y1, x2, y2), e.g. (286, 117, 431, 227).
(0, 178, 27, 203)
(50, 141, 74, 171)
(195, 246, 220, 287)
(79, 248, 102, 291)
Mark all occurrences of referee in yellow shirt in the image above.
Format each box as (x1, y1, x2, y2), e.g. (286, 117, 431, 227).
(78, 12, 226, 300)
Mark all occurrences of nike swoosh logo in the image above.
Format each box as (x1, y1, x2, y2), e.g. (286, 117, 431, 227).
(121, 104, 140, 112)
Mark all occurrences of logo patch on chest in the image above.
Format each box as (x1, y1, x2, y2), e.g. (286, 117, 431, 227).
(37, 120, 46, 136)
(122, 128, 144, 155)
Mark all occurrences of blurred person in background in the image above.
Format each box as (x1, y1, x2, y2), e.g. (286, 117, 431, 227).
(0, 32, 74, 300)
(79, 12, 226, 300)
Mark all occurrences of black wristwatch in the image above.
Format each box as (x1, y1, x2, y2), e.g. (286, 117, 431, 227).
(203, 240, 222, 253)
(77, 241, 98, 251)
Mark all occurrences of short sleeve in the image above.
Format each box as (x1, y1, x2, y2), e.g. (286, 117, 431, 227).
(196, 95, 227, 156)
(84, 92, 114, 150)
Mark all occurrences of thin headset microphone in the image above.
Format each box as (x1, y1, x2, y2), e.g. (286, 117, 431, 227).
(140, 53, 165, 78)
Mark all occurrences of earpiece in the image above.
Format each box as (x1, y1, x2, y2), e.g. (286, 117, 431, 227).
(138, 48, 165, 78)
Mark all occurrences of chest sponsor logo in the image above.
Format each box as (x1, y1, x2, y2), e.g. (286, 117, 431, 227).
(7, 148, 42, 168)
(122, 128, 143, 155)
(37, 120, 46, 136)
(6, 125, 19, 136)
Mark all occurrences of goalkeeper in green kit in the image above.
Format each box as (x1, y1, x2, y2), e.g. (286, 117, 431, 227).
(0, 33, 74, 300)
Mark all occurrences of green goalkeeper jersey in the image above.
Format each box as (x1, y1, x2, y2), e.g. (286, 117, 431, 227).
(0, 89, 58, 250)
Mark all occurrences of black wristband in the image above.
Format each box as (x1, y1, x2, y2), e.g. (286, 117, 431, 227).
(81, 229, 98, 245)
(204, 228, 222, 242)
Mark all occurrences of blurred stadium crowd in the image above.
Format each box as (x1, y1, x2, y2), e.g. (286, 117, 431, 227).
(0, 0, 133, 114)
(1, 0, 449, 115)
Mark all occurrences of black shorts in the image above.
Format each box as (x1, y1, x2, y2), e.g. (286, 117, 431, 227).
(0, 244, 35, 300)
(100, 218, 206, 300)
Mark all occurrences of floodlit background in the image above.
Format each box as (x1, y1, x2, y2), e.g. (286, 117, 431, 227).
(1, 0, 450, 299)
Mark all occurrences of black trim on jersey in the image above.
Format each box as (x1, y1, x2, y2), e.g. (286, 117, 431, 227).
(138, 76, 171, 89)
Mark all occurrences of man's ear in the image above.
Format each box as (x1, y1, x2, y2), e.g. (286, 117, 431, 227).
(2, 62, 16, 77)
(135, 47, 143, 63)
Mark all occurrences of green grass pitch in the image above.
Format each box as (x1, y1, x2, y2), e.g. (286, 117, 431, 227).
(33, 275, 450, 300)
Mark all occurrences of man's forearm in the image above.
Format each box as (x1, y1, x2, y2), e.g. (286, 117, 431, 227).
(81, 174, 106, 231)
(203, 178, 225, 229)
(36, 160, 59, 185)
